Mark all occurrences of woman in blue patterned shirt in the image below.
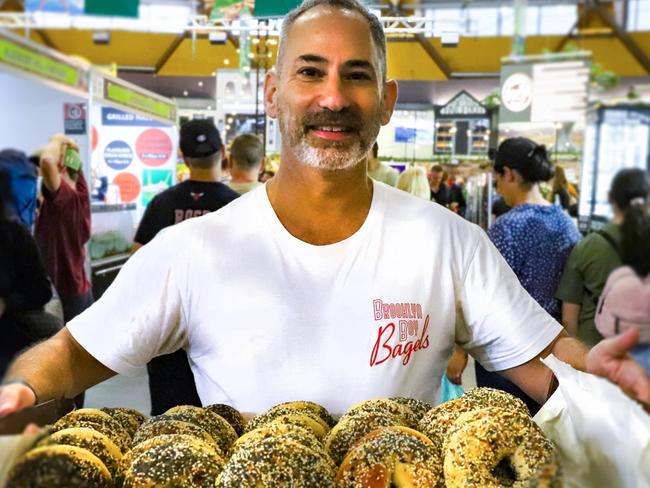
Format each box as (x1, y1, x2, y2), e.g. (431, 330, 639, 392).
(476, 137, 581, 414)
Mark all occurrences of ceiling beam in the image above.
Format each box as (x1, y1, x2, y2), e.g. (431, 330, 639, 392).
(154, 32, 187, 74)
(414, 33, 451, 79)
(594, 2, 650, 74)
(553, 16, 582, 52)
(34, 29, 56, 49)
(226, 32, 239, 49)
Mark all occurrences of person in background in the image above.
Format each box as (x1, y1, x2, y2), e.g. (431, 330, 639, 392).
(428, 164, 449, 206)
(473, 137, 582, 414)
(396, 166, 429, 200)
(368, 142, 398, 186)
(132, 119, 239, 415)
(595, 172, 650, 372)
(227, 133, 265, 194)
(447, 175, 467, 217)
(549, 165, 571, 210)
(34, 135, 92, 325)
(0, 172, 53, 377)
(556, 169, 649, 347)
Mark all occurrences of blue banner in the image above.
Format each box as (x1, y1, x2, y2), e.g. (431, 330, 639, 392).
(395, 127, 416, 143)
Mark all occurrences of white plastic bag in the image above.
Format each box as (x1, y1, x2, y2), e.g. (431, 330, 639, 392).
(534, 355, 650, 488)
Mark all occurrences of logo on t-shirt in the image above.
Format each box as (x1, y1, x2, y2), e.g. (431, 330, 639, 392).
(190, 192, 204, 202)
(369, 299, 430, 367)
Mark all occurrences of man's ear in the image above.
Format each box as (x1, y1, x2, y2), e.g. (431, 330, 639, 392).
(381, 79, 398, 126)
(264, 70, 279, 119)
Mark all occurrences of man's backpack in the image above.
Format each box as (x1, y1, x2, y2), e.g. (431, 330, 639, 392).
(0, 149, 37, 229)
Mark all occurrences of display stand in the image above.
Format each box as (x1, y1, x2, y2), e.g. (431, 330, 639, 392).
(434, 91, 490, 157)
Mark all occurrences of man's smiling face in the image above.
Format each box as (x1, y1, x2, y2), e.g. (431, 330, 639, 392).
(265, 6, 396, 171)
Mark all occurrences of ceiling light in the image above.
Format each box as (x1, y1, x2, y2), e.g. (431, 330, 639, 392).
(207, 106, 213, 110)
(198, 81, 203, 87)
(92, 31, 111, 45)
(183, 90, 188, 96)
(224, 59, 230, 65)
(208, 32, 227, 45)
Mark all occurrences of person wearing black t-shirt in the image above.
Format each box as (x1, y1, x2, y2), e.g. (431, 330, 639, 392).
(428, 164, 449, 206)
(132, 119, 239, 414)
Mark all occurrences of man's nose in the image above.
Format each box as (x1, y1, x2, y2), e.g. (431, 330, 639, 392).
(317, 75, 350, 112)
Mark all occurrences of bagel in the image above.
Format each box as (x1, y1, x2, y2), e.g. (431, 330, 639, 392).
(36, 427, 122, 478)
(245, 401, 335, 433)
(6, 444, 111, 487)
(204, 403, 246, 436)
(121, 434, 226, 487)
(100, 407, 147, 438)
(337, 426, 444, 488)
(216, 436, 336, 487)
(164, 405, 238, 454)
(443, 407, 557, 487)
(323, 412, 403, 466)
(339, 398, 418, 428)
(54, 408, 132, 453)
(132, 417, 217, 451)
(389, 397, 433, 421)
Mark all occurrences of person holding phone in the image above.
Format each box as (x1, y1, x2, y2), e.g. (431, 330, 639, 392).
(33, 135, 92, 396)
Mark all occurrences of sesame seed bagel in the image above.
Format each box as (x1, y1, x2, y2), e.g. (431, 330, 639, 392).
(36, 427, 123, 478)
(463, 387, 530, 416)
(204, 404, 246, 436)
(54, 408, 132, 453)
(132, 417, 218, 451)
(443, 407, 558, 487)
(417, 397, 476, 454)
(163, 405, 238, 454)
(100, 407, 147, 438)
(389, 397, 433, 421)
(245, 400, 335, 432)
(267, 412, 330, 440)
(337, 426, 444, 488)
(339, 399, 418, 428)
(216, 436, 336, 487)
(6, 444, 112, 487)
(121, 434, 227, 487)
(323, 412, 403, 466)
(233, 423, 324, 457)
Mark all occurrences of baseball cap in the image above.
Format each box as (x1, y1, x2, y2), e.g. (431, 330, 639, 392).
(180, 119, 222, 158)
(595, 266, 650, 344)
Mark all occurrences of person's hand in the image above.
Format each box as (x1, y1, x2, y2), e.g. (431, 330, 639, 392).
(447, 347, 469, 385)
(586, 328, 650, 405)
(0, 383, 37, 417)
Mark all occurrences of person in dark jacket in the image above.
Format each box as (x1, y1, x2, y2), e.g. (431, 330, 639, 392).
(0, 172, 52, 377)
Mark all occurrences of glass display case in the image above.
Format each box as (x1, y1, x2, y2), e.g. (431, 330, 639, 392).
(578, 105, 650, 232)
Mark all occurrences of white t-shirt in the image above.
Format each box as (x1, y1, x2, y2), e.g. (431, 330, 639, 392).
(68, 182, 561, 414)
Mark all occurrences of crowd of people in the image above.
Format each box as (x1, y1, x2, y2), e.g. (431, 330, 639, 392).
(0, 0, 648, 422)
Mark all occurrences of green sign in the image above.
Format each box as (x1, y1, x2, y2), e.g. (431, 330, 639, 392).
(106, 81, 175, 121)
(254, 0, 301, 17)
(85, 0, 139, 18)
(64, 148, 82, 172)
(0, 39, 80, 87)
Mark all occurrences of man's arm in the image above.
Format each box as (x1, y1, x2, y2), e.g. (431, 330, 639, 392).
(561, 302, 581, 337)
(39, 152, 62, 193)
(500, 330, 650, 406)
(0, 328, 115, 415)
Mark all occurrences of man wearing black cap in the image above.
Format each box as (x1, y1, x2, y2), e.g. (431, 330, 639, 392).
(132, 119, 239, 414)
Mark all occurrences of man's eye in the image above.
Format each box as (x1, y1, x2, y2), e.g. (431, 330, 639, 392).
(347, 72, 372, 81)
(298, 67, 321, 78)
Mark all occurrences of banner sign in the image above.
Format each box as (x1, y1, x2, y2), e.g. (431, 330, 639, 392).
(0, 38, 85, 89)
(101, 107, 167, 127)
(104, 81, 176, 123)
(64, 103, 87, 135)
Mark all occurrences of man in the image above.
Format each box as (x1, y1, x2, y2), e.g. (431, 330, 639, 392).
(447, 175, 467, 217)
(132, 119, 239, 252)
(226, 133, 265, 194)
(132, 119, 239, 414)
(428, 164, 449, 206)
(1, 0, 649, 416)
(367, 142, 398, 186)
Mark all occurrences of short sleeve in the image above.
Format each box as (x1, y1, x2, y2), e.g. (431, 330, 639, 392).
(42, 179, 75, 207)
(555, 245, 584, 304)
(67, 229, 188, 376)
(456, 230, 562, 371)
(134, 197, 164, 246)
